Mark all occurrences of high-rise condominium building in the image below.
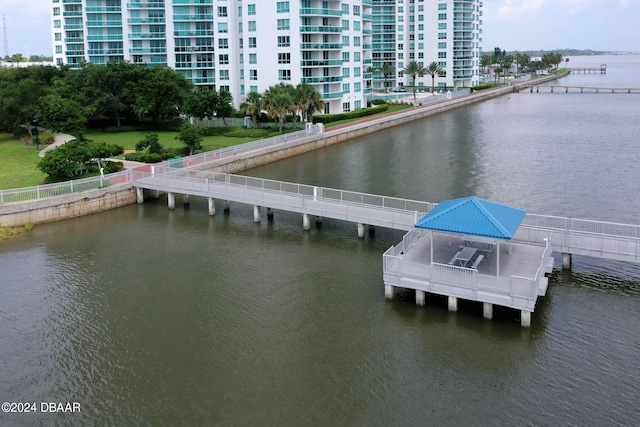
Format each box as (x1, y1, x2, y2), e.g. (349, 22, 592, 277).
(50, 0, 482, 112)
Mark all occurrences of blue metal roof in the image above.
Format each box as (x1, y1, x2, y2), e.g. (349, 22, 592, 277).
(414, 196, 526, 240)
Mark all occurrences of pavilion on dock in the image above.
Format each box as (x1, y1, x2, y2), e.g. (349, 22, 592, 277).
(382, 197, 554, 327)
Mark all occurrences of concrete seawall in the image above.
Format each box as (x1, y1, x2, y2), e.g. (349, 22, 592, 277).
(0, 185, 135, 228)
(1, 73, 566, 228)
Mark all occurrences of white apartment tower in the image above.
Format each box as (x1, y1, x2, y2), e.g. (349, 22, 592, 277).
(50, 1, 480, 111)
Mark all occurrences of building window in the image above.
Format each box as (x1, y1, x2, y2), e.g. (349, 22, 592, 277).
(342, 36, 349, 46)
(438, 3, 447, 10)
(354, 67, 361, 77)
(342, 52, 349, 62)
(249, 70, 257, 80)
(438, 23, 447, 30)
(342, 102, 350, 112)
(278, 69, 291, 80)
(55, 45, 62, 53)
(248, 21, 256, 32)
(354, 21, 360, 31)
(218, 38, 229, 49)
(277, 36, 290, 47)
(438, 52, 447, 58)
(342, 4, 349, 14)
(249, 53, 257, 64)
(354, 52, 360, 62)
(248, 4, 256, 15)
(354, 100, 361, 110)
(342, 20, 349, 30)
(354, 82, 361, 92)
(438, 13, 447, 20)
(53, 7, 60, 16)
(278, 53, 290, 64)
(249, 37, 257, 48)
(438, 42, 447, 49)
(354, 36, 360, 46)
(353, 5, 360, 16)
(219, 70, 230, 80)
(218, 23, 228, 33)
(250, 85, 258, 93)
(438, 33, 447, 39)
(342, 83, 350, 92)
(277, 19, 289, 30)
(218, 7, 227, 17)
(342, 67, 350, 78)
(277, 2, 289, 13)
(219, 54, 229, 64)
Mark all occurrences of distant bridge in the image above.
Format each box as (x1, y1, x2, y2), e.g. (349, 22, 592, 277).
(515, 85, 640, 94)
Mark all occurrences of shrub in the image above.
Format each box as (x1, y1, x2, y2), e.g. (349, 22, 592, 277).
(473, 84, 496, 91)
(225, 129, 271, 138)
(312, 104, 389, 124)
(370, 99, 388, 105)
(123, 152, 164, 163)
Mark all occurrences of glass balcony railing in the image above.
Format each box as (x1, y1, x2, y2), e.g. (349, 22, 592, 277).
(299, 26, 342, 33)
(300, 59, 343, 67)
(302, 76, 343, 83)
(299, 8, 342, 17)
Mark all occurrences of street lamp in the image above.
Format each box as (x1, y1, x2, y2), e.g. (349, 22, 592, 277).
(32, 115, 40, 151)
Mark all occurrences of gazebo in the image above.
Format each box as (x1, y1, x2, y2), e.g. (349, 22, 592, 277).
(414, 196, 527, 275)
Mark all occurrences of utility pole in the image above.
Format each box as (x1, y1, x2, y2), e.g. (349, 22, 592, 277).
(2, 15, 9, 59)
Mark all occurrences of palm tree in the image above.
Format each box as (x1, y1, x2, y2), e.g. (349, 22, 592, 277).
(481, 54, 494, 76)
(380, 62, 395, 93)
(402, 61, 427, 100)
(426, 61, 444, 93)
(262, 84, 293, 133)
(239, 91, 262, 128)
(294, 83, 323, 123)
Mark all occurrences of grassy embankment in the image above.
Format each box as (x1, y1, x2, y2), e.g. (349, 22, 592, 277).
(0, 134, 47, 189)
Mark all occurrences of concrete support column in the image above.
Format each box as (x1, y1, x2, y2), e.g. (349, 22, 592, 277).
(315, 216, 322, 224)
(136, 187, 144, 204)
(416, 290, 426, 306)
(448, 296, 458, 312)
(303, 213, 310, 230)
(385, 284, 394, 299)
(357, 223, 365, 239)
(369, 225, 375, 235)
(521, 311, 532, 328)
(167, 192, 175, 210)
(267, 208, 273, 219)
(153, 190, 160, 199)
(183, 194, 190, 205)
(483, 303, 493, 320)
(224, 201, 230, 212)
(253, 205, 260, 223)
(208, 198, 216, 216)
(562, 253, 572, 270)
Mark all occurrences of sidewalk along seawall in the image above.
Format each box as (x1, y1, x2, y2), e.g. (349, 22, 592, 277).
(0, 73, 566, 228)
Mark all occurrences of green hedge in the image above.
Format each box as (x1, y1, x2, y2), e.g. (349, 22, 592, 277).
(472, 84, 496, 91)
(312, 104, 389, 124)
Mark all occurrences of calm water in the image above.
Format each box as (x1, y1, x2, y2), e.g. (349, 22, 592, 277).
(1, 55, 639, 426)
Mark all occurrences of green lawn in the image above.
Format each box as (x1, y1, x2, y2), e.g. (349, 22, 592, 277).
(0, 134, 47, 189)
(83, 129, 259, 153)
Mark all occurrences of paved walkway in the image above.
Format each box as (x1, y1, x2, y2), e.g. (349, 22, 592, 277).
(36, 130, 147, 169)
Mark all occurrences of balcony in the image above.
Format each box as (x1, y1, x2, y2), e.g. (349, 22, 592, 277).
(87, 49, 124, 55)
(87, 35, 123, 41)
(299, 26, 342, 33)
(300, 43, 342, 50)
(300, 59, 343, 67)
(85, 7, 122, 12)
(191, 77, 216, 84)
(63, 24, 84, 30)
(87, 21, 123, 27)
(174, 30, 214, 37)
(128, 32, 167, 38)
(321, 91, 344, 99)
(173, 0, 212, 3)
(173, 14, 213, 21)
(129, 48, 167, 54)
(128, 17, 166, 23)
(126, 2, 166, 9)
(64, 37, 84, 43)
(65, 50, 85, 56)
(63, 11, 83, 17)
(299, 8, 342, 17)
(302, 76, 343, 83)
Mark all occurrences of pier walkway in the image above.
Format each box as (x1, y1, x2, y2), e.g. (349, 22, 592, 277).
(132, 169, 640, 326)
(516, 85, 640, 94)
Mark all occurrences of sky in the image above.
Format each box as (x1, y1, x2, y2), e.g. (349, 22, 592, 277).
(1, 0, 639, 57)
